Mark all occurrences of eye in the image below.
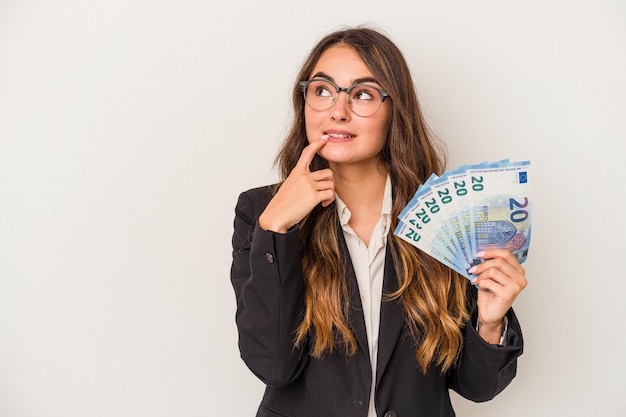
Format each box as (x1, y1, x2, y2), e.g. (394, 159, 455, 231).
(351, 86, 376, 101)
(308, 80, 335, 98)
(314, 85, 333, 97)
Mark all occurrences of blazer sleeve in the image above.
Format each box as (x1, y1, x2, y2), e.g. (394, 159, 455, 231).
(230, 188, 309, 387)
(447, 286, 524, 402)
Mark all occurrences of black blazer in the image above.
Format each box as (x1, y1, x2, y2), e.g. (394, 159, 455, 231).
(231, 186, 523, 417)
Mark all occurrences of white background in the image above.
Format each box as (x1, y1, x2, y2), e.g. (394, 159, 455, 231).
(1, 0, 625, 416)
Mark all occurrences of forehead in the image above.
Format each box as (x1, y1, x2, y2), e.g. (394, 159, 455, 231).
(310, 44, 374, 83)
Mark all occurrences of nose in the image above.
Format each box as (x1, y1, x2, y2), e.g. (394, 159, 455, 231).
(330, 90, 351, 121)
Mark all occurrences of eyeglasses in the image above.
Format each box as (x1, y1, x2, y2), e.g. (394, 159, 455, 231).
(299, 78, 390, 117)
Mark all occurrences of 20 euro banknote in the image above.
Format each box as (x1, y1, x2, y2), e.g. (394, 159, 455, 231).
(394, 159, 532, 280)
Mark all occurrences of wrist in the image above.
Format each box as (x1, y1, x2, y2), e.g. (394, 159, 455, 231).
(477, 318, 503, 333)
(258, 212, 289, 234)
(476, 316, 508, 346)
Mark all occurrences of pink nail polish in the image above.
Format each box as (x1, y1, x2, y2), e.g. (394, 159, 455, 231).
(476, 251, 486, 258)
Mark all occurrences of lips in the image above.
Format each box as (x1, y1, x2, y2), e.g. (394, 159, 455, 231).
(324, 130, 356, 141)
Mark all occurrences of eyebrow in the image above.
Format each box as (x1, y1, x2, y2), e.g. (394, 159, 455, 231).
(310, 71, 380, 86)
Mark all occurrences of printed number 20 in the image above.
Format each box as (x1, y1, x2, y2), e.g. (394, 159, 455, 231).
(509, 197, 529, 222)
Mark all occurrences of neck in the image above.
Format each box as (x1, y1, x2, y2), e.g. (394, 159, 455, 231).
(331, 160, 388, 209)
(331, 159, 389, 247)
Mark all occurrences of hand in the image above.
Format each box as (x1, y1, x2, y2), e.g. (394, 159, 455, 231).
(468, 249, 527, 343)
(259, 136, 335, 233)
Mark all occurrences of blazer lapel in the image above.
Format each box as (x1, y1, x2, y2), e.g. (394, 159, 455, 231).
(336, 221, 405, 377)
(375, 244, 404, 385)
(336, 227, 370, 359)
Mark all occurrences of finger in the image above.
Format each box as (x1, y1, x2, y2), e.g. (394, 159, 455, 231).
(476, 249, 525, 275)
(313, 176, 335, 207)
(470, 256, 521, 282)
(320, 191, 336, 207)
(295, 135, 329, 172)
(472, 266, 526, 294)
(472, 263, 526, 298)
(309, 168, 334, 182)
(313, 179, 335, 192)
(472, 266, 508, 289)
(475, 277, 521, 311)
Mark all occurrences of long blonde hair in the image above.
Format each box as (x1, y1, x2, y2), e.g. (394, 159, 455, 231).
(275, 27, 468, 373)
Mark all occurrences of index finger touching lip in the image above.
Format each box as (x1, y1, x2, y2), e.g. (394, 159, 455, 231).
(296, 135, 329, 171)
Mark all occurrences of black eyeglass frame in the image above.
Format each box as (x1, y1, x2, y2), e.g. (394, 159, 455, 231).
(298, 78, 391, 116)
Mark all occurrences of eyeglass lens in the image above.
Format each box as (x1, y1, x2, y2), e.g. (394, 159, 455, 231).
(303, 80, 384, 117)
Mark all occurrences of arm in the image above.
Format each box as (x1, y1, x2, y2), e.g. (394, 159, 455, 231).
(231, 137, 335, 386)
(448, 249, 527, 401)
(231, 189, 309, 387)
(447, 288, 524, 402)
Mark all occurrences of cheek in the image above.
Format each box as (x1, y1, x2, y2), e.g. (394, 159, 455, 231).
(371, 116, 391, 142)
(304, 109, 323, 142)
(377, 111, 392, 142)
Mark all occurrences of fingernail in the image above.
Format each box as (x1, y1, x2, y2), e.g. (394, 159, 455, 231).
(468, 266, 477, 274)
(476, 251, 486, 258)
(321, 134, 329, 140)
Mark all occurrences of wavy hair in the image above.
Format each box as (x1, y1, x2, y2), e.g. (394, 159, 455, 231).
(275, 26, 469, 373)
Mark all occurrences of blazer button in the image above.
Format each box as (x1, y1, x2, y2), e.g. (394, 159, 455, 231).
(384, 411, 397, 417)
(265, 253, 274, 264)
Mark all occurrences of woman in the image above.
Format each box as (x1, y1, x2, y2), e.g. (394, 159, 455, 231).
(231, 26, 526, 417)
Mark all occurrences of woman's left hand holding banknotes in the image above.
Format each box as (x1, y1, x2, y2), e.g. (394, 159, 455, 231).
(469, 249, 528, 344)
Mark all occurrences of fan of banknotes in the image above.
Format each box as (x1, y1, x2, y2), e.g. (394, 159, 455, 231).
(394, 159, 532, 280)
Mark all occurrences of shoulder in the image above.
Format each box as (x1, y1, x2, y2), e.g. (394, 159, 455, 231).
(237, 184, 276, 205)
(235, 184, 277, 218)
(239, 184, 275, 200)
